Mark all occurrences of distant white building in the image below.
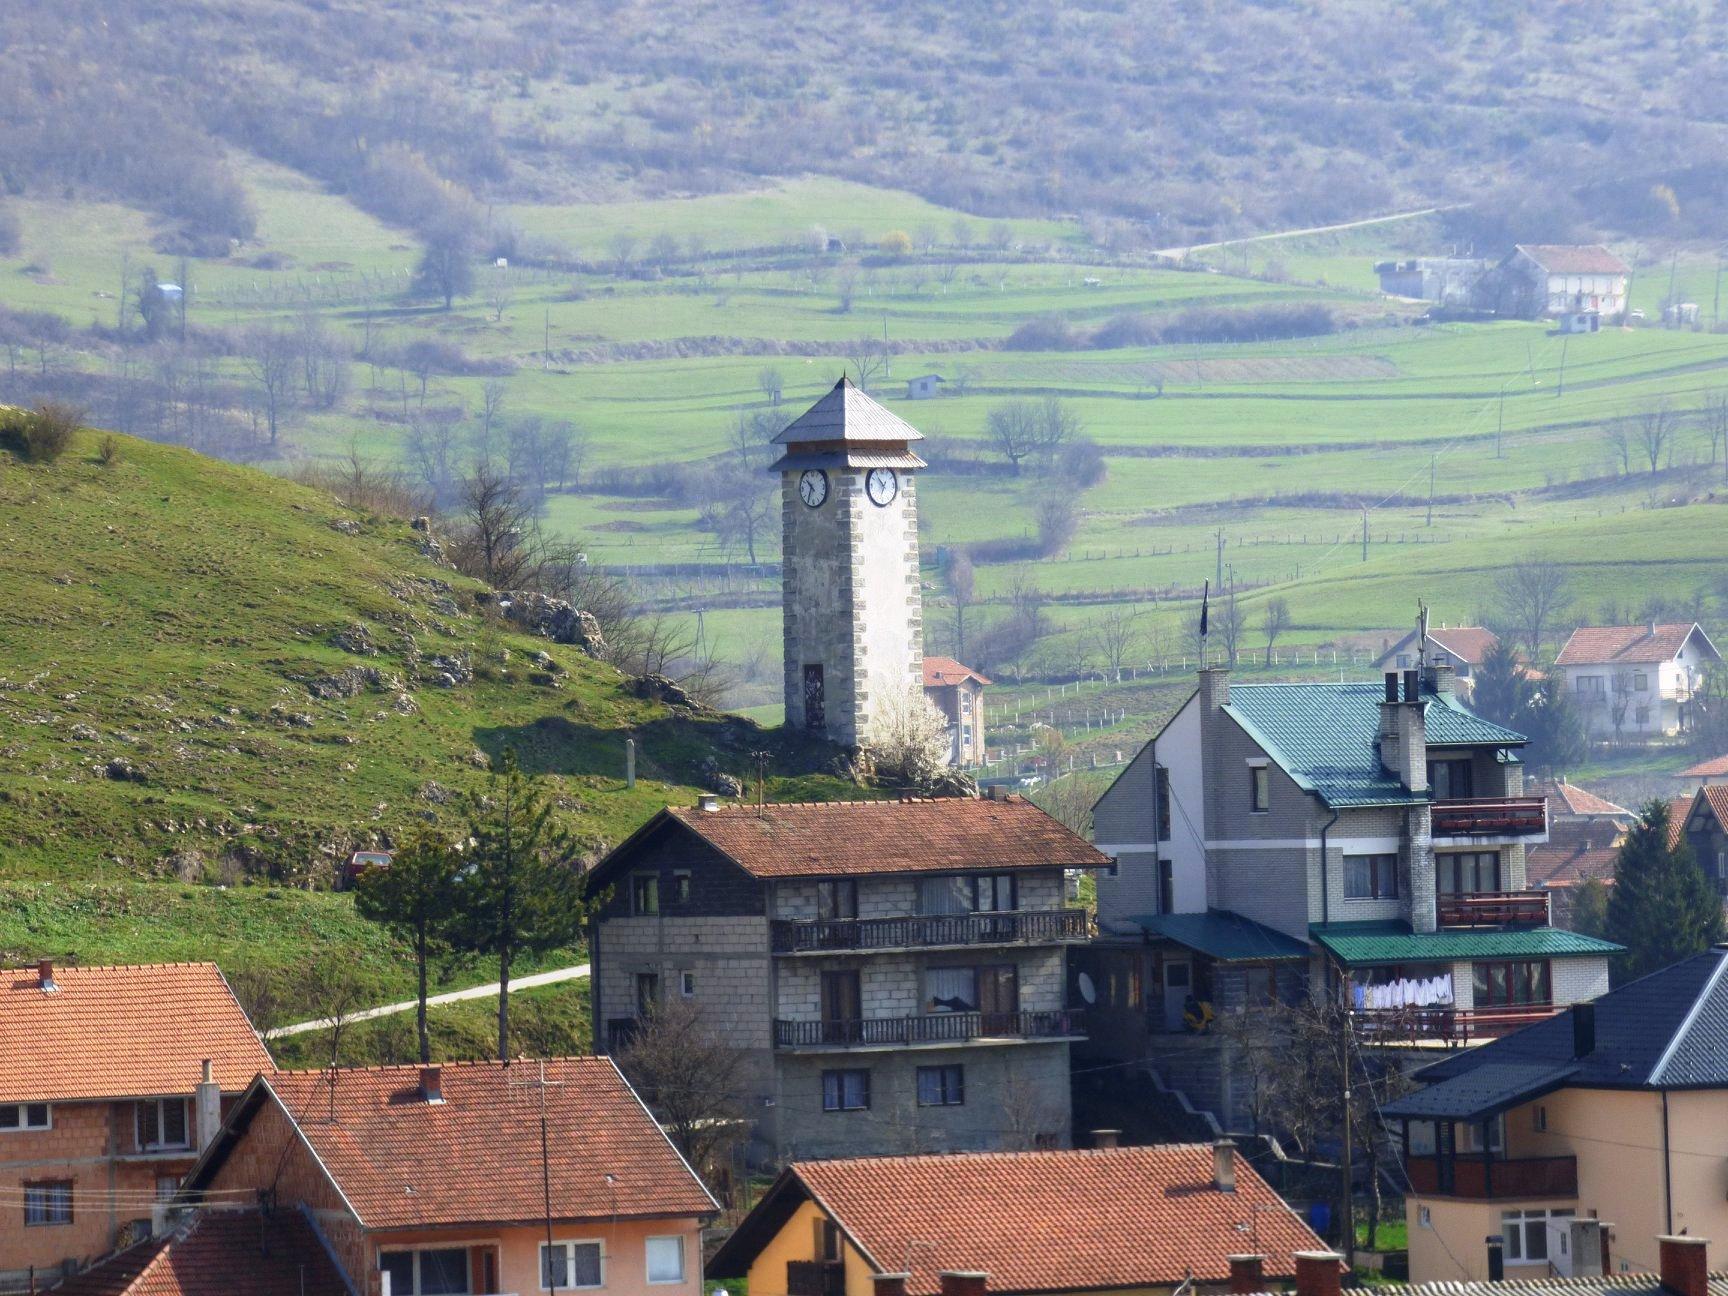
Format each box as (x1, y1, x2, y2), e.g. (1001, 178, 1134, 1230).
(1555, 622, 1722, 739)
(1498, 245, 1631, 320)
(905, 373, 946, 400)
(1374, 258, 1488, 305)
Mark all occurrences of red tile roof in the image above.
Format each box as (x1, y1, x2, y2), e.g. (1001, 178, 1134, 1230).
(736, 1145, 1329, 1296)
(922, 655, 991, 688)
(1667, 796, 1696, 851)
(1527, 821, 1622, 888)
(1538, 779, 1632, 820)
(0, 963, 272, 1104)
(1681, 755, 1728, 779)
(662, 797, 1111, 878)
(1516, 244, 1632, 275)
(49, 1210, 348, 1296)
(1676, 787, 1728, 842)
(1428, 627, 1498, 666)
(1555, 623, 1714, 667)
(250, 1058, 715, 1230)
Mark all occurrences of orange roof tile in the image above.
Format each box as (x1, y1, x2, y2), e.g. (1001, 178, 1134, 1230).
(922, 656, 991, 687)
(1427, 627, 1498, 666)
(1516, 244, 1632, 275)
(49, 1209, 348, 1296)
(244, 1058, 715, 1230)
(1667, 796, 1696, 851)
(659, 797, 1111, 878)
(1682, 755, 1728, 779)
(1527, 825, 1621, 887)
(716, 1145, 1329, 1296)
(0, 963, 272, 1104)
(1555, 623, 1716, 667)
(1538, 779, 1632, 820)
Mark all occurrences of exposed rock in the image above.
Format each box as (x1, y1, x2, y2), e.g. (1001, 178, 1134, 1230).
(424, 654, 473, 687)
(496, 590, 605, 656)
(419, 780, 452, 804)
(269, 705, 316, 728)
(530, 650, 562, 673)
(104, 757, 145, 782)
(410, 516, 433, 532)
(391, 692, 419, 716)
(68, 723, 99, 742)
(307, 666, 392, 700)
(711, 772, 744, 798)
(467, 749, 491, 769)
(330, 623, 376, 656)
(627, 673, 699, 709)
(329, 519, 361, 536)
(528, 671, 563, 689)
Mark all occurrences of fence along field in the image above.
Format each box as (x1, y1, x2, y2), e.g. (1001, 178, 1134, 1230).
(3, 158, 1727, 734)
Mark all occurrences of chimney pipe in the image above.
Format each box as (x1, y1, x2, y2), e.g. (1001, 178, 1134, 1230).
(1573, 1002, 1596, 1058)
(1403, 668, 1421, 703)
(938, 1273, 988, 1296)
(1293, 1252, 1342, 1296)
(1486, 1236, 1505, 1282)
(36, 959, 55, 992)
(1092, 1129, 1120, 1150)
(1659, 1235, 1709, 1296)
(698, 793, 720, 812)
(1213, 1139, 1236, 1193)
(1227, 1255, 1265, 1296)
(874, 1276, 911, 1296)
(419, 1066, 443, 1104)
(1383, 672, 1400, 704)
(195, 1058, 222, 1152)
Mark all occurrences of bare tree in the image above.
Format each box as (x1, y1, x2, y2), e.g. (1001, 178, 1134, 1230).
(486, 267, 513, 322)
(946, 549, 976, 661)
(239, 325, 300, 446)
(1033, 773, 1095, 837)
(1703, 392, 1728, 475)
(479, 378, 507, 446)
(1262, 597, 1292, 666)
(1636, 402, 1676, 476)
(447, 463, 539, 588)
(987, 399, 1041, 473)
(1086, 607, 1140, 680)
(1033, 491, 1078, 556)
(1037, 397, 1081, 463)
(845, 337, 887, 391)
(1605, 422, 1633, 476)
(697, 469, 776, 565)
(835, 268, 859, 314)
(1492, 558, 1574, 659)
(607, 230, 638, 276)
(756, 366, 784, 407)
(616, 999, 748, 1189)
(1215, 587, 1246, 666)
(303, 954, 371, 1070)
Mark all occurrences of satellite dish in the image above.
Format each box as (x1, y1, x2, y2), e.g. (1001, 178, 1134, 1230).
(1077, 972, 1097, 1005)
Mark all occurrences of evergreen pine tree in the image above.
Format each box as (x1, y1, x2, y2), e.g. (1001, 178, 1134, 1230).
(1605, 799, 1725, 982)
(355, 830, 462, 1064)
(1472, 638, 1531, 731)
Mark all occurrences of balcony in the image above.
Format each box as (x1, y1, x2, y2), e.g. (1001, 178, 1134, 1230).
(1436, 889, 1551, 927)
(773, 1008, 1084, 1049)
(1432, 797, 1548, 838)
(788, 1263, 846, 1296)
(1406, 1154, 1577, 1199)
(1352, 1001, 1561, 1044)
(771, 908, 1089, 955)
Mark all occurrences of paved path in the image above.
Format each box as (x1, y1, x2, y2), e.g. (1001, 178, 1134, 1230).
(1156, 204, 1467, 259)
(265, 963, 590, 1039)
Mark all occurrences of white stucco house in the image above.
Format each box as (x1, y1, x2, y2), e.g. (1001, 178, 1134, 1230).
(1555, 622, 1722, 740)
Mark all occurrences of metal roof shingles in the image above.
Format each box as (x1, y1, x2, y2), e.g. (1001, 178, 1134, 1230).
(1312, 921, 1620, 966)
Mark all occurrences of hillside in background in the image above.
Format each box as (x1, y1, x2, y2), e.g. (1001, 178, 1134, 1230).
(6, 0, 1728, 247)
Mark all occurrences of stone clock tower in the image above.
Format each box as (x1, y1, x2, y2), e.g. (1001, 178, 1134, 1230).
(771, 376, 926, 748)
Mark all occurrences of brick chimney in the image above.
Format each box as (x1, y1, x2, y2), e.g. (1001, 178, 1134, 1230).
(37, 959, 55, 992)
(195, 1059, 222, 1152)
(1227, 1255, 1265, 1295)
(1091, 1129, 1120, 1149)
(1659, 1236, 1709, 1296)
(1426, 660, 1457, 697)
(938, 1273, 988, 1296)
(419, 1066, 444, 1104)
(1377, 672, 1427, 795)
(1213, 1139, 1236, 1193)
(1199, 666, 1230, 713)
(1292, 1252, 1342, 1296)
(874, 1275, 911, 1296)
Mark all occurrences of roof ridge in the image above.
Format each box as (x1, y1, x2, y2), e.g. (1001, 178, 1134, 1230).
(276, 1055, 607, 1077)
(797, 1142, 1215, 1170)
(1649, 946, 1728, 1085)
(2, 959, 222, 973)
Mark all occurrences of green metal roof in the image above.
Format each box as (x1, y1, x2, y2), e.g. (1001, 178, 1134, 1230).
(1311, 920, 1622, 967)
(1223, 683, 1528, 808)
(1129, 910, 1312, 963)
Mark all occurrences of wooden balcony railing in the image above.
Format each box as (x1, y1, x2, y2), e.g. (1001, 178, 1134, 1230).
(788, 1262, 846, 1296)
(1352, 1002, 1560, 1044)
(1436, 889, 1551, 927)
(771, 908, 1089, 954)
(1406, 1154, 1577, 1199)
(773, 1008, 1084, 1049)
(1432, 797, 1548, 837)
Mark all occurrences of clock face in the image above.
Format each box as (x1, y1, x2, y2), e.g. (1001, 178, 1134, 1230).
(865, 467, 899, 507)
(798, 469, 829, 508)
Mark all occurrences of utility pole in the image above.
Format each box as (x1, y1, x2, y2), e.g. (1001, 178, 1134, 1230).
(1215, 528, 1224, 588)
(1555, 334, 1569, 398)
(1666, 250, 1679, 321)
(1340, 1024, 1356, 1268)
(1496, 382, 1507, 459)
(1715, 252, 1723, 332)
(544, 309, 551, 370)
(1360, 509, 1369, 563)
(1426, 454, 1435, 527)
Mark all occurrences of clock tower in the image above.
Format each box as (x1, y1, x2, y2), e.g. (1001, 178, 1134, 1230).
(771, 376, 926, 748)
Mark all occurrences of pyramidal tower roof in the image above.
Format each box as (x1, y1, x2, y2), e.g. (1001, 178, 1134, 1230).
(772, 376, 926, 445)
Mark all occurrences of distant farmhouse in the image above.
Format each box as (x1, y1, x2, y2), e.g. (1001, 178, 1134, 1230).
(1480, 245, 1632, 322)
(1373, 625, 1500, 699)
(1374, 257, 1489, 305)
(1554, 622, 1722, 740)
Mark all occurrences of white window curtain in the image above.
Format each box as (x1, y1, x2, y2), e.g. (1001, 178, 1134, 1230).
(919, 876, 973, 915)
(927, 967, 978, 1012)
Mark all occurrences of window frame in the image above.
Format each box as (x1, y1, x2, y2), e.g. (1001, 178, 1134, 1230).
(136, 1097, 192, 1152)
(380, 1246, 472, 1296)
(645, 1235, 686, 1286)
(816, 878, 859, 921)
(0, 1102, 50, 1133)
(1471, 959, 1552, 1008)
(1500, 1207, 1575, 1263)
(539, 1239, 606, 1292)
(1157, 860, 1175, 915)
(631, 873, 661, 916)
(22, 1180, 73, 1227)
(678, 970, 696, 999)
(1343, 852, 1399, 901)
(821, 1069, 871, 1112)
(916, 1064, 965, 1107)
(1249, 763, 1270, 813)
(671, 870, 692, 905)
(1155, 766, 1173, 841)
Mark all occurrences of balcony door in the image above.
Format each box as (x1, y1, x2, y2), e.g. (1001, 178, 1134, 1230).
(977, 965, 1019, 1033)
(820, 970, 862, 1043)
(1428, 757, 1474, 800)
(1437, 851, 1500, 896)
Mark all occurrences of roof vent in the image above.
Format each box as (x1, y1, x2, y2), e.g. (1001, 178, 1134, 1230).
(37, 959, 56, 993)
(698, 794, 720, 812)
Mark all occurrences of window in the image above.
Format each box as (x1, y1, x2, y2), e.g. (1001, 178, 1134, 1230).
(1156, 766, 1172, 841)
(1576, 675, 1605, 696)
(1458, 1114, 1504, 1153)
(815, 1219, 842, 1263)
(1344, 853, 1399, 900)
(1249, 764, 1270, 813)
(672, 871, 692, 904)
(1633, 672, 1650, 692)
(816, 879, 858, 921)
(1406, 1120, 1436, 1155)
(155, 1176, 182, 1202)
(540, 1241, 604, 1290)
(0, 1103, 50, 1132)
(1438, 851, 1501, 895)
(635, 972, 660, 1015)
(1427, 757, 1474, 800)
(137, 1098, 190, 1151)
(1635, 706, 1651, 726)
(1418, 1206, 1432, 1229)
(631, 874, 660, 916)
(917, 1065, 965, 1106)
(822, 1069, 870, 1112)
(382, 1248, 470, 1295)
(645, 1237, 685, 1285)
(1502, 1208, 1574, 1263)
(918, 874, 1015, 915)
(1472, 960, 1551, 1007)
(678, 970, 696, 999)
(1158, 860, 1175, 916)
(23, 1181, 72, 1226)
(1532, 1105, 1548, 1133)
